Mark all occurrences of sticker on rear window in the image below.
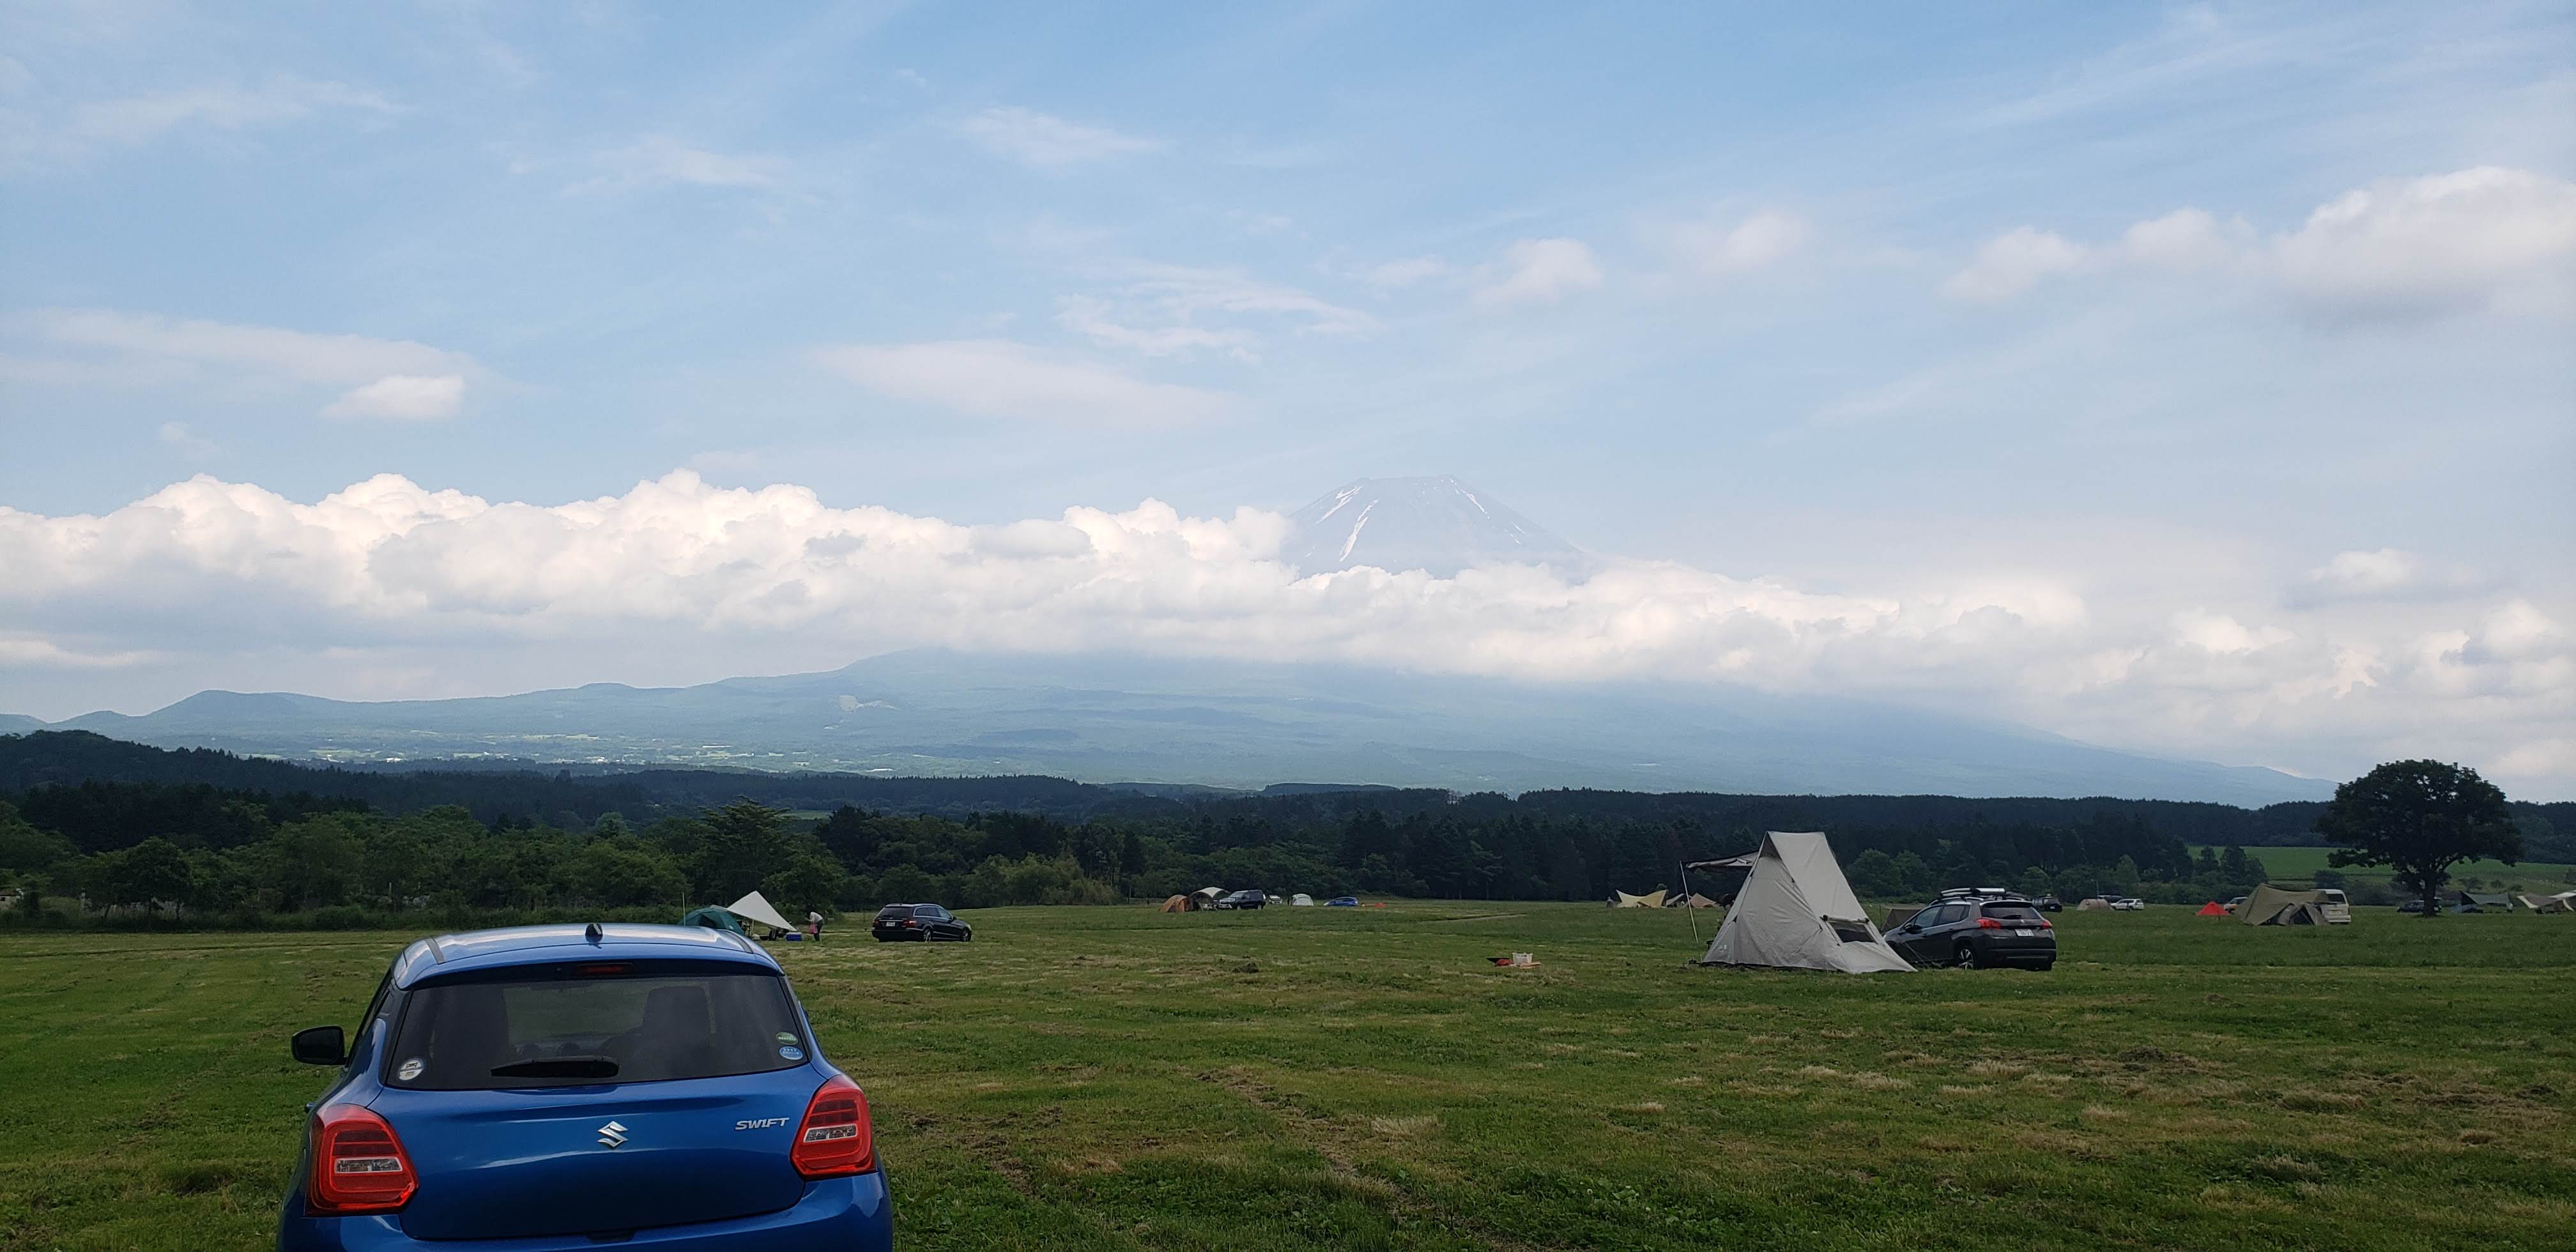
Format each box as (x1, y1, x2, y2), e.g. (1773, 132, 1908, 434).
(778, 1045, 804, 1061)
(396, 1057, 425, 1081)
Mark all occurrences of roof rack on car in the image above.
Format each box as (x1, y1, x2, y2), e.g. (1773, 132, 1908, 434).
(424, 933, 447, 964)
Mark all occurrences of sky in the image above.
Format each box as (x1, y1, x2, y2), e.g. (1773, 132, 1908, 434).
(1, 1, 2572, 797)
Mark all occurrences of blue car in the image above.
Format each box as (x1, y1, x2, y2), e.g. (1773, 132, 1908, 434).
(1325, 896, 1360, 907)
(277, 923, 892, 1251)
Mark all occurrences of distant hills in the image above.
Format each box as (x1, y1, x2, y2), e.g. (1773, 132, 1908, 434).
(12, 649, 2332, 805)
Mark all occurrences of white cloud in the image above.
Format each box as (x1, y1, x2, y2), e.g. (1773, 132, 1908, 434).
(2273, 167, 2576, 321)
(2294, 548, 2489, 606)
(1475, 238, 1604, 307)
(8, 309, 486, 416)
(1666, 209, 1812, 276)
(66, 77, 395, 146)
(1943, 227, 2089, 301)
(1951, 167, 2576, 319)
(1050, 263, 1377, 360)
(4, 473, 2566, 794)
(1055, 297, 1257, 360)
(18, 308, 477, 385)
(814, 340, 1236, 426)
(0, 636, 162, 669)
(2172, 609, 2292, 655)
(1363, 256, 1448, 289)
(2117, 208, 2246, 270)
(960, 107, 1162, 167)
(323, 374, 465, 420)
(578, 136, 786, 192)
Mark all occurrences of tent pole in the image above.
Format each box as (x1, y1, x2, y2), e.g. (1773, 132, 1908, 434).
(1681, 861, 1701, 944)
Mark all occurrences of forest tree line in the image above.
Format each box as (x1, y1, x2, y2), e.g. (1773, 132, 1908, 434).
(1, 731, 2569, 928)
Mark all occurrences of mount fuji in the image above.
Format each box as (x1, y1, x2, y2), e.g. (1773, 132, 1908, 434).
(1, 475, 2334, 803)
(1282, 476, 1590, 577)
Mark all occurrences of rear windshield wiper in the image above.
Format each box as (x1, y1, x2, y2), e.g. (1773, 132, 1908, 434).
(489, 1055, 620, 1079)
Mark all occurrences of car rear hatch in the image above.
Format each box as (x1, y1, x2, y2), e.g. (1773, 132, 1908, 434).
(372, 959, 825, 1241)
(1979, 904, 2056, 951)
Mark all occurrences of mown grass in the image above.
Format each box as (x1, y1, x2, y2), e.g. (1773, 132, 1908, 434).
(2189, 844, 2576, 892)
(2, 905, 2570, 1250)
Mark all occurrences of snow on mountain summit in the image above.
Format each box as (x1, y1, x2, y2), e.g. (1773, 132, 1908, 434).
(1281, 476, 1588, 577)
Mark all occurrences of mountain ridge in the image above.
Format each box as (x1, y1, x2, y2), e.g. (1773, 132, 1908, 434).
(12, 649, 2330, 804)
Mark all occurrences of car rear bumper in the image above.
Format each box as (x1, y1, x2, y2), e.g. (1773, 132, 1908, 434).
(279, 1171, 891, 1251)
(1977, 937, 2057, 965)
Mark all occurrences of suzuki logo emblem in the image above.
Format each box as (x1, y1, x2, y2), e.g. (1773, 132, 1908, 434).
(597, 1120, 629, 1149)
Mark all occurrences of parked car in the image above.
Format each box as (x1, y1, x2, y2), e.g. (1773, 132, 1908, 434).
(276, 922, 891, 1250)
(870, 903, 972, 942)
(1324, 896, 1360, 907)
(2109, 897, 2145, 911)
(2226, 895, 2248, 914)
(2034, 896, 2063, 912)
(2397, 898, 2432, 914)
(1211, 889, 1267, 910)
(1883, 896, 2055, 970)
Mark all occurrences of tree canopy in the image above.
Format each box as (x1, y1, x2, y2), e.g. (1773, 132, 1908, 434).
(2318, 760, 2520, 915)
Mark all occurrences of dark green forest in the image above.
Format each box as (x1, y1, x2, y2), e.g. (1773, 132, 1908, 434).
(4, 731, 2569, 928)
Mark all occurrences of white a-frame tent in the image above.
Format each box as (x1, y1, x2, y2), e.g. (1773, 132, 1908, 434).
(1699, 832, 1912, 973)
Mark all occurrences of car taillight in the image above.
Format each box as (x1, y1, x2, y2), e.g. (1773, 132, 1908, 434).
(791, 1074, 875, 1178)
(308, 1104, 416, 1214)
(2039, 919, 2053, 929)
(904, 919, 919, 928)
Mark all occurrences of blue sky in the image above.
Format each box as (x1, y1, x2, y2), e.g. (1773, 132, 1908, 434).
(3, 2, 2572, 795)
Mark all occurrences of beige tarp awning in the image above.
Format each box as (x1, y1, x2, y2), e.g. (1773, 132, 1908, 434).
(1608, 890, 1667, 908)
(725, 890, 797, 932)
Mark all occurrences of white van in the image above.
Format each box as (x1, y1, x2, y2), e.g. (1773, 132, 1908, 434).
(2318, 888, 2352, 924)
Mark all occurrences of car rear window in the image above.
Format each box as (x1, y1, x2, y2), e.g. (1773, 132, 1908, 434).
(875, 906, 910, 919)
(387, 966, 807, 1090)
(1982, 903, 2044, 922)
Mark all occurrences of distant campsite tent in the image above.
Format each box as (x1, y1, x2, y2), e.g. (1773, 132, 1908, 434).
(1698, 832, 1912, 974)
(1667, 894, 1719, 910)
(2077, 897, 2114, 912)
(1192, 887, 1224, 904)
(680, 905, 747, 935)
(2237, 884, 2330, 926)
(1608, 890, 1667, 909)
(1160, 894, 1197, 913)
(1290, 894, 1315, 906)
(726, 890, 797, 934)
(2453, 890, 2512, 913)
(2196, 901, 2228, 916)
(1883, 905, 1924, 929)
(2525, 891, 2575, 915)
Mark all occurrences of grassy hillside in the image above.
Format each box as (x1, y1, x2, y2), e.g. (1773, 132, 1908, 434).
(3, 905, 2571, 1249)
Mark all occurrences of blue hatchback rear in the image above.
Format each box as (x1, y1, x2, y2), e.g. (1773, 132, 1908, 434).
(276, 923, 893, 1251)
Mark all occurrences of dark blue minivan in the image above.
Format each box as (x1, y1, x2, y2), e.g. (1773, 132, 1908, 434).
(277, 923, 892, 1251)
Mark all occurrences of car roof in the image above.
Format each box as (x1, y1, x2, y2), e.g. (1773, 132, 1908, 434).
(391, 923, 775, 989)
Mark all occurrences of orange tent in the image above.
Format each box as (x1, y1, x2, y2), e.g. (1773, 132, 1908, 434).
(2196, 900, 2227, 916)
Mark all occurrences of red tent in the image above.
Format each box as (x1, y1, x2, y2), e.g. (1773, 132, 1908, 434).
(2196, 900, 2227, 916)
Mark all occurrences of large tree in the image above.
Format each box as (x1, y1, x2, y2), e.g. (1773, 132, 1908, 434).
(2317, 760, 2518, 917)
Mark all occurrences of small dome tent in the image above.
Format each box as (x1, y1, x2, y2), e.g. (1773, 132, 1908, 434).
(680, 906, 746, 935)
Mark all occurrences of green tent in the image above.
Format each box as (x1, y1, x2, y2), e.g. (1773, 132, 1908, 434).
(680, 906, 747, 935)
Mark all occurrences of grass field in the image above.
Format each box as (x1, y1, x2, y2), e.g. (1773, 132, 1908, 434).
(2189, 845, 2576, 892)
(3, 905, 2572, 1251)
